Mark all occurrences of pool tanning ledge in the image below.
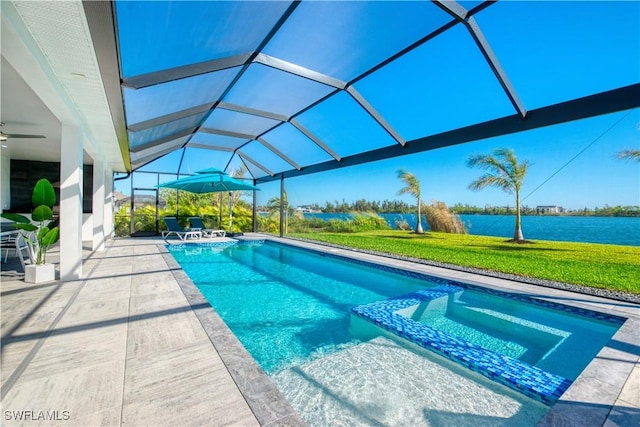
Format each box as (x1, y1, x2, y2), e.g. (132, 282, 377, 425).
(351, 285, 573, 405)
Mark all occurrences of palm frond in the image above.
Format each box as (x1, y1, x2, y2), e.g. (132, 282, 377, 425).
(617, 149, 640, 162)
(468, 174, 513, 194)
(466, 148, 527, 196)
(396, 169, 421, 199)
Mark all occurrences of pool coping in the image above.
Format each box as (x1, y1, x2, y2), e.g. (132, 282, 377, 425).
(166, 234, 639, 427)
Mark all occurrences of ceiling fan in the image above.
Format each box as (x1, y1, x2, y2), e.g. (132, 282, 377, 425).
(0, 122, 46, 141)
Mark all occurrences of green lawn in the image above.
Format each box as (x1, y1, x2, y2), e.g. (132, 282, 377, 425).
(289, 230, 640, 294)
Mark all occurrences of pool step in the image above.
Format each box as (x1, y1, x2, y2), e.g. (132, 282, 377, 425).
(351, 285, 573, 406)
(438, 304, 569, 365)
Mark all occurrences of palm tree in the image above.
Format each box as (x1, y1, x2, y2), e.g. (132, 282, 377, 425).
(266, 189, 294, 233)
(617, 149, 640, 162)
(396, 169, 424, 234)
(467, 148, 530, 242)
(227, 165, 249, 232)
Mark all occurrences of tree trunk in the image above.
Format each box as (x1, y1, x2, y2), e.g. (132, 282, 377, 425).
(513, 193, 524, 242)
(416, 199, 424, 234)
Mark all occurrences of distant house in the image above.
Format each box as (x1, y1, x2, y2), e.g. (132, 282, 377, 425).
(114, 192, 166, 213)
(536, 205, 565, 214)
(113, 191, 128, 211)
(295, 206, 315, 213)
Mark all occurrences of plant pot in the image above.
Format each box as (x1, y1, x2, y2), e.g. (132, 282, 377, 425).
(25, 263, 55, 284)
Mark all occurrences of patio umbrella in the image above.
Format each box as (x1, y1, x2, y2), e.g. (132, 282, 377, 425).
(159, 170, 258, 193)
(158, 169, 259, 233)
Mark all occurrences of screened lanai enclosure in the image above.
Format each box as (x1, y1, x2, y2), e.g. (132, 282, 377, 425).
(96, 1, 639, 235)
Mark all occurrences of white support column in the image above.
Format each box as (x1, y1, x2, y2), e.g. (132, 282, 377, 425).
(104, 169, 114, 240)
(60, 124, 83, 281)
(0, 152, 11, 212)
(92, 158, 105, 251)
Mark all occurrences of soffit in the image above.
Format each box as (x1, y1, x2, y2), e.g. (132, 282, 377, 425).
(2, 1, 127, 171)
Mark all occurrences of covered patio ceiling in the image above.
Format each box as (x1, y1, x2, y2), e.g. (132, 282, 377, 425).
(86, 1, 639, 182)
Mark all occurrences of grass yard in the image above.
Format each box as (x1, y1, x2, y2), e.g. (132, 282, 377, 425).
(289, 230, 640, 294)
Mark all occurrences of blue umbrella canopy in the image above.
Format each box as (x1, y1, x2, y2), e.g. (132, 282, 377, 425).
(194, 167, 227, 175)
(157, 172, 259, 193)
(158, 168, 259, 234)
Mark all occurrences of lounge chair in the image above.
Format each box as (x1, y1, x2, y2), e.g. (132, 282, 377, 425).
(188, 217, 226, 238)
(161, 217, 202, 241)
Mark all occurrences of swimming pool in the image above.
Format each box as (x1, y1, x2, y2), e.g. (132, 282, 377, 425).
(167, 240, 623, 425)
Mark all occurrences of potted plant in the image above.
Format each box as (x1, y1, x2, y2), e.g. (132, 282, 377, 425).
(1, 178, 60, 283)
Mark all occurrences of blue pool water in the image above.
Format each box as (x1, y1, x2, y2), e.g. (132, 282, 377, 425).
(168, 240, 622, 421)
(170, 240, 429, 373)
(402, 287, 618, 380)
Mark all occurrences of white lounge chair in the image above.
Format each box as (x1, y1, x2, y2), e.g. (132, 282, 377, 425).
(188, 217, 226, 238)
(161, 217, 202, 241)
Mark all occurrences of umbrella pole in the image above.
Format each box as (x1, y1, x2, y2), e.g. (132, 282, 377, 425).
(228, 191, 233, 233)
(219, 192, 223, 228)
(279, 176, 285, 237)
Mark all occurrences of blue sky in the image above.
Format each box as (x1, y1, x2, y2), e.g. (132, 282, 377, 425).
(115, 1, 639, 211)
(273, 109, 640, 210)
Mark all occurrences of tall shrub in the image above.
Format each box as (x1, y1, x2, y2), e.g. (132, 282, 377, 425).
(423, 201, 466, 234)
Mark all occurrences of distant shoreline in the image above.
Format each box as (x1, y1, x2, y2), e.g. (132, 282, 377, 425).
(298, 213, 640, 246)
(289, 202, 639, 218)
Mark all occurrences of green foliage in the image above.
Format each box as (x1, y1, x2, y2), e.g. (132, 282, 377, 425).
(327, 214, 389, 232)
(257, 215, 279, 234)
(114, 207, 130, 237)
(467, 148, 530, 242)
(1, 213, 36, 229)
(396, 169, 421, 200)
(294, 214, 389, 233)
(32, 205, 53, 222)
(113, 190, 256, 237)
(315, 199, 413, 214)
(467, 148, 530, 195)
(289, 230, 640, 294)
(40, 227, 59, 246)
(590, 205, 640, 217)
(32, 178, 56, 208)
(297, 217, 328, 229)
(1, 178, 60, 264)
(449, 203, 640, 217)
(617, 149, 640, 162)
(397, 169, 424, 233)
(257, 212, 390, 235)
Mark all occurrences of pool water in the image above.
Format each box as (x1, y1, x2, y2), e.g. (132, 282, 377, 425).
(168, 240, 621, 425)
(170, 241, 429, 373)
(399, 287, 617, 381)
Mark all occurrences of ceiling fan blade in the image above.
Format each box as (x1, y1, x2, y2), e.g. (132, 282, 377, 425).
(1, 133, 46, 139)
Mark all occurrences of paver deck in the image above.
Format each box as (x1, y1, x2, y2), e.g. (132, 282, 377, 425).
(1, 234, 638, 426)
(1, 237, 301, 427)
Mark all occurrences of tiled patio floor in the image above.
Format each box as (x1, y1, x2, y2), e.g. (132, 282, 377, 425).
(1, 235, 638, 426)
(1, 237, 301, 427)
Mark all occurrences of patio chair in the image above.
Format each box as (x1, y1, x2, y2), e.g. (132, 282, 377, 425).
(161, 217, 202, 241)
(1, 231, 35, 271)
(188, 217, 226, 238)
